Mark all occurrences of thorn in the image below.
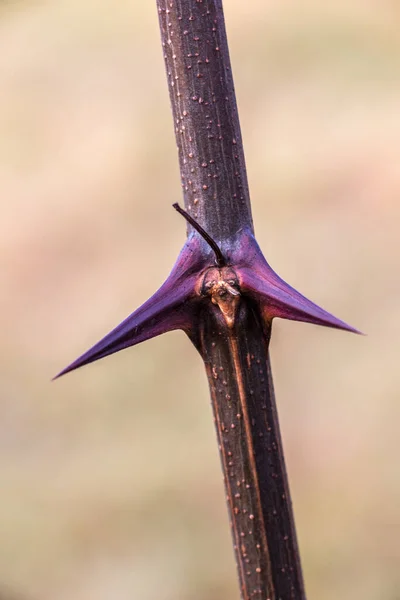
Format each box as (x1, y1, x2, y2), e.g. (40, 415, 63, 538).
(233, 229, 361, 334)
(54, 235, 208, 379)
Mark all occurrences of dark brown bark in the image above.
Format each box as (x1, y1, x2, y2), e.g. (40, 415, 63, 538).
(157, 0, 253, 242)
(190, 271, 305, 600)
(157, 2, 306, 599)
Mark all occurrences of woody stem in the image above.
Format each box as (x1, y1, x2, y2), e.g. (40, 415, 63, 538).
(157, 1, 306, 599)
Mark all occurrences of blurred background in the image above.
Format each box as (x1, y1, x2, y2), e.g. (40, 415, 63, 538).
(1, 1, 399, 599)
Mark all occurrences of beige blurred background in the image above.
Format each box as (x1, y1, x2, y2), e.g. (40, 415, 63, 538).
(1, 1, 399, 599)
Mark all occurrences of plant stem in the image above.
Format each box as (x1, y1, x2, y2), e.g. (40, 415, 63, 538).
(157, 2, 306, 598)
(157, 0, 253, 242)
(196, 303, 305, 599)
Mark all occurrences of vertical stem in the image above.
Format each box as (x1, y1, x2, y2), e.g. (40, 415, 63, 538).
(197, 298, 305, 600)
(157, 1, 306, 599)
(157, 0, 253, 242)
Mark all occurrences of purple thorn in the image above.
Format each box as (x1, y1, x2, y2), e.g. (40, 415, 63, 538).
(54, 222, 360, 380)
(54, 235, 208, 379)
(231, 229, 361, 334)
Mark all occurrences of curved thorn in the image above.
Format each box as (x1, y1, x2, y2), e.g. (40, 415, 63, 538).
(233, 229, 361, 334)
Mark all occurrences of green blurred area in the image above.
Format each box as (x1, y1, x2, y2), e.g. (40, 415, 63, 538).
(0, 1, 399, 599)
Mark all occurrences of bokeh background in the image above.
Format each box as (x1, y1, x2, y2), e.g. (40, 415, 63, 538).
(1, 1, 399, 599)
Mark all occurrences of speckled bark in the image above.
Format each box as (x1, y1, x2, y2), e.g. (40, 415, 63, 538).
(156, 2, 306, 599)
(192, 294, 305, 600)
(157, 0, 253, 242)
